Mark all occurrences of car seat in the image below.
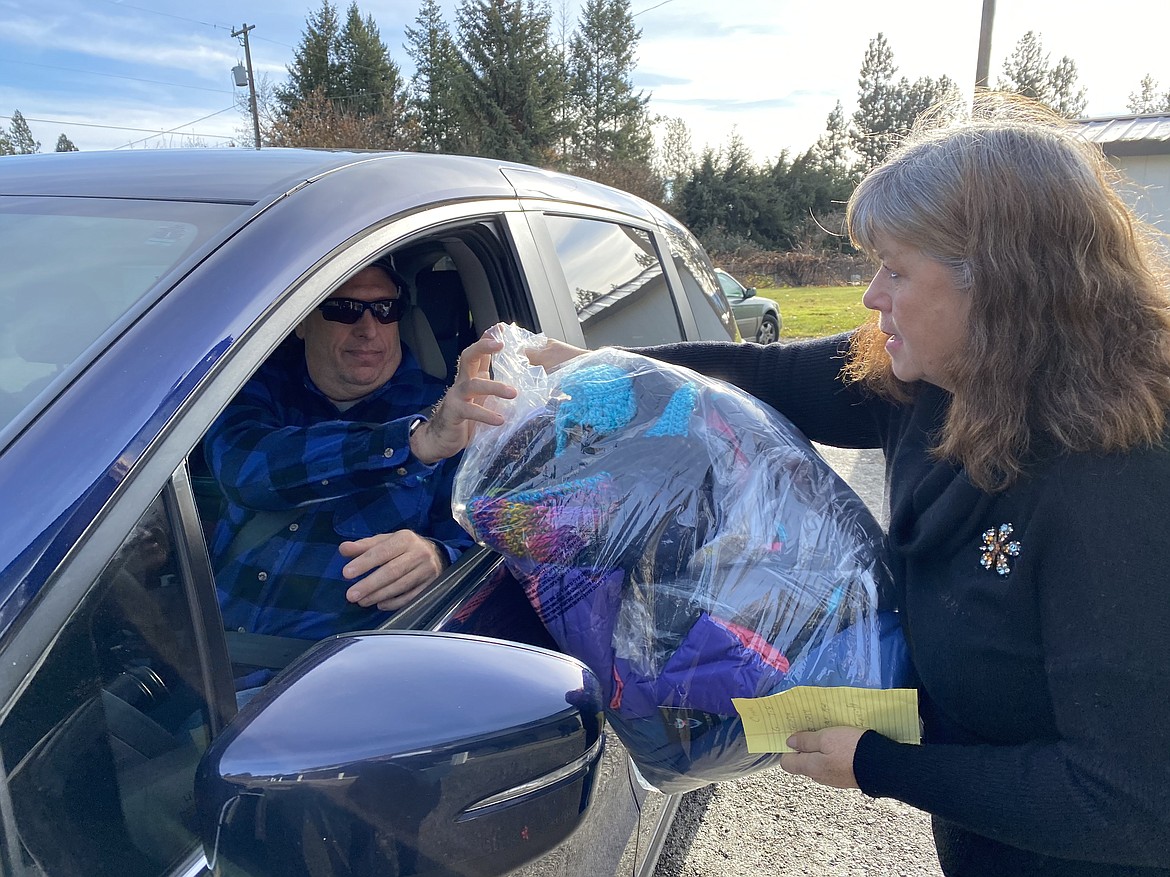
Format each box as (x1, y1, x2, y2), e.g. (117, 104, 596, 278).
(412, 268, 473, 383)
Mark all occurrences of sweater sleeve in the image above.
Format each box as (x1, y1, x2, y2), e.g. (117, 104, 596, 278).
(854, 448, 1170, 868)
(628, 334, 887, 449)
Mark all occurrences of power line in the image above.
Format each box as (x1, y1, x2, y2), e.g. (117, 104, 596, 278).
(97, 0, 233, 33)
(0, 59, 231, 95)
(633, 0, 677, 17)
(0, 108, 238, 141)
(96, 0, 294, 50)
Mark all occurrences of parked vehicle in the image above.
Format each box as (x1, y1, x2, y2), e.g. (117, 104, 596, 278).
(0, 148, 737, 877)
(717, 268, 782, 344)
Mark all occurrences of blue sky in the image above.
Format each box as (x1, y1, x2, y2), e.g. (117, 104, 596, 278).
(2, 0, 1168, 162)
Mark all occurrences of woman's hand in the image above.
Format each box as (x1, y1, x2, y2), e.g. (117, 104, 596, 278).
(779, 726, 866, 790)
(525, 336, 587, 372)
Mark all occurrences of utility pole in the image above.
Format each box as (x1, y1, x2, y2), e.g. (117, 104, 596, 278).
(974, 0, 996, 91)
(232, 23, 262, 149)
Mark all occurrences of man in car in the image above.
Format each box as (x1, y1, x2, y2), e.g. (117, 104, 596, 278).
(204, 259, 514, 683)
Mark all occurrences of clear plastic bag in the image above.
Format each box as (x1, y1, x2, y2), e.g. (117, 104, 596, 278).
(453, 324, 909, 792)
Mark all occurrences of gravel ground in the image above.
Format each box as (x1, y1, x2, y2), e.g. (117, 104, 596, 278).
(652, 445, 944, 877)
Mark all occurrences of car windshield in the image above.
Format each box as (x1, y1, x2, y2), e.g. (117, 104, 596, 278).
(0, 196, 246, 436)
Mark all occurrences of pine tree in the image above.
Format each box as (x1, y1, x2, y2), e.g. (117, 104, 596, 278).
(452, 0, 566, 164)
(1127, 75, 1170, 114)
(894, 73, 960, 133)
(565, 0, 653, 173)
(405, 0, 462, 152)
(278, 1, 343, 114)
(55, 133, 78, 152)
(8, 110, 40, 154)
(809, 101, 855, 187)
(997, 31, 1087, 118)
(851, 34, 900, 174)
(338, 3, 405, 121)
(655, 115, 695, 207)
(0, 132, 13, 156)
(275, 1, 414, 149)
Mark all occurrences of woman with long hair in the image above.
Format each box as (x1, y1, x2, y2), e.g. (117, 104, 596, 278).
(530, 94, 1170, 876)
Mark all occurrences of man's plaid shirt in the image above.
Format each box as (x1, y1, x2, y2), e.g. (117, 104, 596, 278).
(204, 343, 471, 643)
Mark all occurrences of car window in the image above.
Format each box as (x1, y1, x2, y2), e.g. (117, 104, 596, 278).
(0, 196, 247, 435)
(543, 214, 684, 348)
(659, 220, 736, 341)
(717, 271, 744, 299)
(0, 491, 215, 877)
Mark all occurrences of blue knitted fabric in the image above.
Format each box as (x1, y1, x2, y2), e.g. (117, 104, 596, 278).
(555, 364, 636, 454)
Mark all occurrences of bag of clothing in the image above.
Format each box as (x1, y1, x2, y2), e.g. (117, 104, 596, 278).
(453, 324, 909, 792)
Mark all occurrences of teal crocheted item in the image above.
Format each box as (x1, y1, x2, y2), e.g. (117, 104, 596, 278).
(646, 383, 698, 437)
(555, 364, 636, 454)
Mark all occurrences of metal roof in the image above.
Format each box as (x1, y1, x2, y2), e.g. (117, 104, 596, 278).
(1078, 114, 1170, 156)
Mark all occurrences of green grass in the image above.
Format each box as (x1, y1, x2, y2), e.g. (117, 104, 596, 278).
(756, 285, 871, 340)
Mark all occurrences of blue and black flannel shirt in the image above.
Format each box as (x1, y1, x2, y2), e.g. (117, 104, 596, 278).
(203, 343, 472, 644)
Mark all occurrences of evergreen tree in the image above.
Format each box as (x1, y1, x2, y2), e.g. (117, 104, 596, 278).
(275, 1, 413, 149)
(8, 110, 40, 154)
(0, 132, 12, 156)
(655, 115, 695, 207)
(1127, 75, 1170, 114)
(851, 36, 963, 174)
(997, 31, 1087, 118)
(452, 0, 566, 164)
(55, 133, 78, 152)
(894, 73, 960, 133)
(278, 1, 343, 114)
(405, 0, 462, 151)
(851, 34, 899, 174)
(565, 0, 653, 173)
(677, 132, 770, 248)
(809, 101, 855, 188)
(338, 2, 405, 120)
(678, 148, 721, 238)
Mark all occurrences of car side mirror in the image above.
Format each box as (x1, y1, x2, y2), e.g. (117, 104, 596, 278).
(195, 631, 604, 877)
(743, 286, 757, 299)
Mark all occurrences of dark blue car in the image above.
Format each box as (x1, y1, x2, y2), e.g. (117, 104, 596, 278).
(0, 148, 736, 877)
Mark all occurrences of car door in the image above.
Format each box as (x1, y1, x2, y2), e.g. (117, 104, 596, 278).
(0, 195, 665, 877)
(717, 270, 757, 340)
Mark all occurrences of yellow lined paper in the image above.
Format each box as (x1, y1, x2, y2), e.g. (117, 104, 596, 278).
(732, 686, 921, 753)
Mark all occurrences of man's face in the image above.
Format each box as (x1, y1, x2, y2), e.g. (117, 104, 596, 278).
(296, 266, 403, 404)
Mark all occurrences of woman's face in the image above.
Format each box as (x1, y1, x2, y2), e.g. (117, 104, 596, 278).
(861, 234, 970, 392)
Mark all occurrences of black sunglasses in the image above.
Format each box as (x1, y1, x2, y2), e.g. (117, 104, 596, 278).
(317, 297, 405, 325)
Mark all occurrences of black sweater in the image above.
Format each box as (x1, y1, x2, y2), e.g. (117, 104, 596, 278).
(635, 336, 1170, 877)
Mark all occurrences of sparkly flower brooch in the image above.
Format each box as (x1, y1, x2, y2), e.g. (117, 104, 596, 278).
(979, 523, 1021, 576)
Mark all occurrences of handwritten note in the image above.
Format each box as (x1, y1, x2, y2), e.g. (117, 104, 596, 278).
(732, 687, 920, 753)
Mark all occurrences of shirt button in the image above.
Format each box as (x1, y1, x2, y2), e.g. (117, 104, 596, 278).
(237, 627, 246, 633)
(396, 467, 408, 476)
(257, 571, 268, 582)
(288, 523, 299, 532)
(321, 479, 329, 486)
(383, 447, 395, 458)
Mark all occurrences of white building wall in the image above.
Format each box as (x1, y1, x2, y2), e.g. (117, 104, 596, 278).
(1112, 154, 1170, 234)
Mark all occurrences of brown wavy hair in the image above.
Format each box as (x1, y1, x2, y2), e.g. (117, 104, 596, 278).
(842, 93, 1170, 492)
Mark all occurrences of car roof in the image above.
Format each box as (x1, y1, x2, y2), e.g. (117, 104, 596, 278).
(0, 148, 654, 219)
(0, 148, 378, 203)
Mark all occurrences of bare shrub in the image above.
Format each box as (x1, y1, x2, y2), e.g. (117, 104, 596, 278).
(711, 248, 871, 287)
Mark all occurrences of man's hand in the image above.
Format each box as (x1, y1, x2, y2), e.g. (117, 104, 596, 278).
(779, 726, 866, 790)
(340, 530, 447, 611)
(409, 332, 518, 465)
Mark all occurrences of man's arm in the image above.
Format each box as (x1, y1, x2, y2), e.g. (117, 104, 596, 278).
(205, 378, 436, 511)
